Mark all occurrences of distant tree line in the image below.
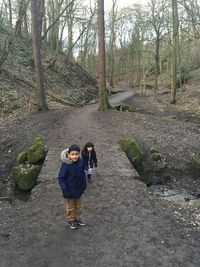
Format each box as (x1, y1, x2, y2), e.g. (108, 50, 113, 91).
(0, 0, 200, 108)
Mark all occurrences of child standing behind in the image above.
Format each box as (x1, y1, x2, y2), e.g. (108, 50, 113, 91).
(58, 144, 87, 230)
(81, 142, 97, 183)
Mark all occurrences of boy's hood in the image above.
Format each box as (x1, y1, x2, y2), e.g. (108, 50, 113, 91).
(61, 149, 73, 164)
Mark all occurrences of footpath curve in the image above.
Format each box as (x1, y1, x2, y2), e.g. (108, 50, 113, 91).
(1, 88, 200, 267)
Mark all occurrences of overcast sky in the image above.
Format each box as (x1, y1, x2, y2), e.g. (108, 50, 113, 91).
(84, 0, 147, 10)
(105, 0, 147, 8)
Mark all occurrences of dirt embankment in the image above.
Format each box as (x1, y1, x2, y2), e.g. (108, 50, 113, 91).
(0, 27, 98, 122)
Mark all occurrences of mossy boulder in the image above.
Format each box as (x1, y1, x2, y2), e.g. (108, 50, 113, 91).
(150, 148, 160, 154)
(12, 165, 42, 191)
(27, 137, 47, 164)
(190, 158, 200, 175)
(150, 148, 161, 161)
(33, 136, 43, 146)
(151, 153, 161, 161)
(121, 105, 135, 112)
(0, 183, 13, 198)
(17, 151, 27, 164)
(120, 138, 144, 172)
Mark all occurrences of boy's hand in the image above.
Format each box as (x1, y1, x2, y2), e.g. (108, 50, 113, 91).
(62, 190, 71, 199)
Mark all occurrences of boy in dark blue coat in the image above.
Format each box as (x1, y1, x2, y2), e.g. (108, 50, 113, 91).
(58, 144, 87, 230)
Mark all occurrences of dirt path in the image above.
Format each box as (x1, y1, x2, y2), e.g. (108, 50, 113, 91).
(1, 88, 200, 267)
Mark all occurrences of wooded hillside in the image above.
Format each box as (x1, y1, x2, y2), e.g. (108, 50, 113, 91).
(1, 0, 200, 114)
(0, 25, 98, 120)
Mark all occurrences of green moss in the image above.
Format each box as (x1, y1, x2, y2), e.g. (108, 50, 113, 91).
(121, 105, 135, 112)
(190, 158, 200, 175)
(151, 153, 161, 161)
(12, 165, 41, 191)
(150, 148, 160, 154)
(33, 136, 43, 146)
(120, 138, 144, 172)
(150, 148, 161, 161)
(27, 143, 46, 164)
(27, 136, 47, 164)
(17, 151, 27, 164)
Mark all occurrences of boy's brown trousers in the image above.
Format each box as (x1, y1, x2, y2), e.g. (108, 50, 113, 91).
(66, 198, 81, 222)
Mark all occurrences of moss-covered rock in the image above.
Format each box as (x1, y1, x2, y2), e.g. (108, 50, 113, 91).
(27, 137, 47, 164)
(32, 136, 43, 146)
(17, 151, 27, 164)
(151, 153, 161, 161)
(144, 174, 171, 187)
(150, 148, 160, 154)
(12, 165, 41, 191)
(150, 148, 161, 161)
(120, 138, 144, 172)
(190, 158, 200, 175)
(0, 183, 13, 198)
(121, 105, 135, 112)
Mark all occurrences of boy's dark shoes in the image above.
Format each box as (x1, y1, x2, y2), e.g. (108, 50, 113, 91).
(75, 219, 87, 226)
(69, 221, 78, 230)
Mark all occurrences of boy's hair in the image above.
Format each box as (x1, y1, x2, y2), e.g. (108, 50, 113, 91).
(82, 142, 94, 152)
(68, 144, 80, 153)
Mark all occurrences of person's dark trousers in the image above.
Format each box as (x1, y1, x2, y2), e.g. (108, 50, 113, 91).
(87, 174, 92, 183)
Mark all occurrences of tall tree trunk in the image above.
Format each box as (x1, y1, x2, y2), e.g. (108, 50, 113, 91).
(49, 0, 57, 51)
(108, 0, 116, 88)
(98, 0, 111, 111)
(66, 0, 74, 61)
(42, 1, 48, 46)
(154, 36, 160, 95)
(39, 0, 45, 37)
(31, 0, 48, 111)
(81, 25, 90, 67)
(15, 0, 30, 36)
(24, 13, 29, 34)
(59, 20, 67, 53)
(8, 0, 12, 28)
(171, 0, 179, 104)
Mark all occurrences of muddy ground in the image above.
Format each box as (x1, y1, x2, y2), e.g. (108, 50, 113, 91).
(0, 84, 200, 266)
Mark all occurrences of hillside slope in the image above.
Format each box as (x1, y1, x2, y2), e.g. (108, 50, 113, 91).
(0, 26, 98, 121)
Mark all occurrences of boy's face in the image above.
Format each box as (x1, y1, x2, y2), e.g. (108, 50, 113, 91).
(87, 146, 93, 152)
(68, 151, 80, 162)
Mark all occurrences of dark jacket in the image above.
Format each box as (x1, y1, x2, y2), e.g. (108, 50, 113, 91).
(81, 150, 97, 170)
(58, 151, 86, 199)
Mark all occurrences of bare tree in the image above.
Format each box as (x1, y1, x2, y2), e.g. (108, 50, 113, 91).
(79, 4, 96, 68)
(148, 0, 167, 95)
(182, 0, 200, 38)
(31, 0, 48, 111)
(8, 0, 12, 28)
(98, 0, 111, 111)
(171, 0, 179, 104)
(15, 0, 30, 36)
(108, 0, 117, 87)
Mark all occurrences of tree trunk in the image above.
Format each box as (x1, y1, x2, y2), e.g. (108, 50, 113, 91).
(98, 0, 111, 111)
(66, 0, 75, 61)
(81, 25, 90, 68)
(15, 0, 30, 36)
(31, 0, 48, 111)
(8, 0, 12, 28)
(171, 0, 179, 104)
(154, 36, 160, 95)
(108, 0, 116, 88)
(24, 12, 29, 33)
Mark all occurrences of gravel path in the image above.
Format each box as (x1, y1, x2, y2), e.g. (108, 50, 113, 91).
(1, 87, 200, 267)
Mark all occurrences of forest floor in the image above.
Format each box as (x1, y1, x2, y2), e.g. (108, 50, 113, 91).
(0, 84, 200, 266)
